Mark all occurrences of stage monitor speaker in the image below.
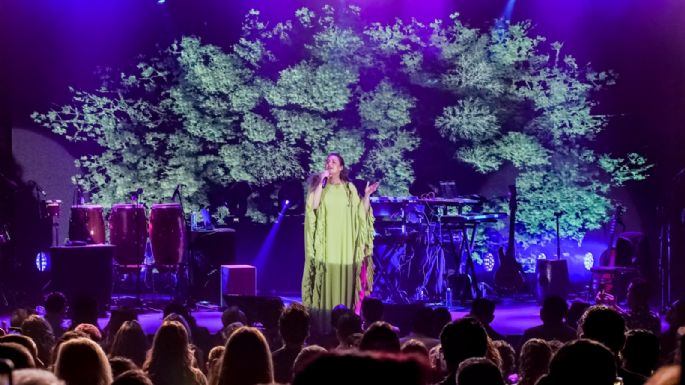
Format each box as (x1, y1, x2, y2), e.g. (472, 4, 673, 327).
(536, 259, 569, 303)
(220, 264, 256, 304)
(221, 295, 284, 329)
(382, 302, 428, 336)
(50, 245, 114, 311)
(190, 228, 236, 303)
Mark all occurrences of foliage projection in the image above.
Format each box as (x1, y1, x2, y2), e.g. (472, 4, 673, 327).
(33, 5, 649, 244)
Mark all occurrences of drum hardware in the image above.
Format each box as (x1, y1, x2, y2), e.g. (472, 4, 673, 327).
(109, 203, 149, 305)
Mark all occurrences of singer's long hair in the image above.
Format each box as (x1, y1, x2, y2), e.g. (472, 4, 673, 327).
(308, 152, 351, 192)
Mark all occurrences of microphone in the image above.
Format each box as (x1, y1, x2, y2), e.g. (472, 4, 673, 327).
(321, 177, 328, 188)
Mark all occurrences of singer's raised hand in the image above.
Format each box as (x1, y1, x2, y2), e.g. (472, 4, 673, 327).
(365, 181, 380, 197)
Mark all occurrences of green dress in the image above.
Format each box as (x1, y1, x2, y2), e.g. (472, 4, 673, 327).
(302, 181, 375, 333)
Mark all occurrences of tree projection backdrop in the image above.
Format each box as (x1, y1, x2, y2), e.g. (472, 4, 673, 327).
(32, 5, 650, 249)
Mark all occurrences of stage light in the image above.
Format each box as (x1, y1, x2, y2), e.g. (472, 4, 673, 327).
(277, 180, 303, 214)
(583, 252, 594, 271)
(35, 251, 50, 272)
(484, 252, 495, 272)
(157, 0, 166, 4)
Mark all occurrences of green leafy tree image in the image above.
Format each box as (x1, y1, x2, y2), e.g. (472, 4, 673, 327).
(33, 5, 649, 243)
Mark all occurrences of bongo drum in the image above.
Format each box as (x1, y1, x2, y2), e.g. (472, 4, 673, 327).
(109, 204, 148, 265)
(149, 203, 186, 266)
(68, 204, 105, 244)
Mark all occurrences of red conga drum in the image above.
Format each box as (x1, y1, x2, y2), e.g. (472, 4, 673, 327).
(109, 204, 148, 265)
(149, 203, 186, 266)
(69, 205, 106, 244)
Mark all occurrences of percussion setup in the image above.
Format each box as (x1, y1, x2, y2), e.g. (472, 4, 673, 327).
(68, 202, 186, 268)
(64, 200, 188, 304)
(369, 194, 507, 304)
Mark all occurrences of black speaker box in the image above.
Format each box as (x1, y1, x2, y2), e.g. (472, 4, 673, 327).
(50, 245, 114, 311)
(536, 259, 569, 302)
(222, 295, 284, 328)
(382, 302, 427, 336)
(190, 228, 236, 302)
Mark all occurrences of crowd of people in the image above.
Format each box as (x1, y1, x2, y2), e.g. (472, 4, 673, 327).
(0, 281, 684, 385)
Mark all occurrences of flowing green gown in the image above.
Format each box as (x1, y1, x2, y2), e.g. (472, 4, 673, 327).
(302, 181, 375, 334)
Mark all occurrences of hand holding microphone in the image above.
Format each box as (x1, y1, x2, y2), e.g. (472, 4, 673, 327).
(320, 170, 331, 188)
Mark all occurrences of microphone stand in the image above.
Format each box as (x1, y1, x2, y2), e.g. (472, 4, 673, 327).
(173, 185, 192, 306)
(555, 212, 562, 260)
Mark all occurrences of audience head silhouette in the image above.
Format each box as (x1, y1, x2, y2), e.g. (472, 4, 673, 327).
(440, 316, 488, 372)
(218, 326, 273, 385)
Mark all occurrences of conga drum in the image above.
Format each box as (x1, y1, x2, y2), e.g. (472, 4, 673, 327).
(69, 205, 106, 244)
(150, 203, 186, 266)
(109, 204, 148, 265)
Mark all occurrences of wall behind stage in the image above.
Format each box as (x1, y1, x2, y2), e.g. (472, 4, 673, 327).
(12, 127, 78, 245)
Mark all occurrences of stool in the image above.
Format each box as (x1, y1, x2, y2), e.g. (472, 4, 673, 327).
(220, 265, 256, 306)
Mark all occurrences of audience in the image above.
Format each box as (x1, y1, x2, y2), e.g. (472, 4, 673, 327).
(432, 307, 452, 338)
(21, 315, 55, 366)
(112, 370, 155, 385)
(360, 297, 384, 330)
(108, 356, 138, 379)
(109, 320, 149, 367)
(518, 338, 552, 385)
(216, 326, 273, 385)
(1, 334, 42, 368)
(68, 297, 100, 333)
(292, 351, 428, 385)
(292, 345, 328, 379)
(205, 346, 225, 385)
(54, 337, 112, 385)
(313, 304, 349, 350)
(142, 321, 207, 385)
(103, 308, 138, 351)
(537, 339, 617, 385)
(645, 365, 680, 385)
(0, 341, 36, 369)
(580, 305, 648, 385)
(400, 306, 440, 350)
(1, 278, 679, 385)
(271, 303, 310, 384)
(359, 321, 401, 353)
(44, 292, 68, 339)
(436, 316, 489, 385)
(49, 331, 89, 367)
(333, 311, 362, 352)
(12, 368, 64, 385)
(73, 323, 102, 343)
(492, 340, 516, 382)
(470, 299, 505, 341)
(522, 296, 577, 343)
(566, 300, 591, 331)
(456, 357, 505, 385)
(623, 329, 661, 377)
(218, 306, 247, 344)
